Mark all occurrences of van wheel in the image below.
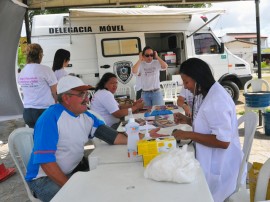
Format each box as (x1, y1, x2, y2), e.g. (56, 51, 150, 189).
(221, 81, 239, 102)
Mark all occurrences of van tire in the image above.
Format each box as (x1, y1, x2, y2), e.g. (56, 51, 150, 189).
(221, 81, 239, 102)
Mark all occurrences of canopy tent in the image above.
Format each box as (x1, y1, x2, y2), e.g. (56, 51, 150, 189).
(0, 0, 26, 121)
(0, 0, 261, 122)
(18, 0, 252, 9)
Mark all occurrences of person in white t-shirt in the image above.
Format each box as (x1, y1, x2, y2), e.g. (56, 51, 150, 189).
(177, 88, 203, 120)
(177, 88, 193, 117)
(18, 43, 58, 128)
(91, 73, 144, 129)
(132, 46, 168, 106)
(52, 49, 70, 81)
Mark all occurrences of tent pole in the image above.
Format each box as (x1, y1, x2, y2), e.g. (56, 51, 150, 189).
(255, 0, 262, 126)
(255, 0, 261, 79)
(23, 0, 31, 44)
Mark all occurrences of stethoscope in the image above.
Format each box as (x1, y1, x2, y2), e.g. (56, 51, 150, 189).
(178, 83, 203, 157)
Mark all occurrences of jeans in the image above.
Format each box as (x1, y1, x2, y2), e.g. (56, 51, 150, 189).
(28, 176, 62, 202)
(23, 108, 46, 128)
(142, 90, 164, 106)
(27, 157, 89, 202)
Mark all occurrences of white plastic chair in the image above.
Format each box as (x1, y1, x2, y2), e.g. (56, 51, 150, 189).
(89, 90, 95, 98)
(227, 157, 270, 202)
(226, 111, 258, 202)
(172, 75, 183, 86)
(244, 79, 270, 112)
(254, 158, 270, 202)
(133, 85, 137, 99)
(8, 128, 41, 202)
(160, 80, 178, 105)
(115, 85, 132, 98)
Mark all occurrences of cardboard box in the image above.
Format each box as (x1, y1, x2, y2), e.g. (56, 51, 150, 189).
(137, 137, 176, 167)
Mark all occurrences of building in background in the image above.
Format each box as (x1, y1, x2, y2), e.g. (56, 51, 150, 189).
(221, 33, 269, 70)
(224, 40, 255, 71)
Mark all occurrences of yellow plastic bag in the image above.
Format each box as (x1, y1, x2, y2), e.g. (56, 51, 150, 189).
(248, 162, 270, 202)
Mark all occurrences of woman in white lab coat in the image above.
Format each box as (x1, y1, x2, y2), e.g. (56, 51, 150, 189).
(172, 58, 243, 202)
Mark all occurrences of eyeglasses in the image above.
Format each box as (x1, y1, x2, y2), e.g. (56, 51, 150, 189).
(144, 54, 154, 58)
(66, 92, 90, 99)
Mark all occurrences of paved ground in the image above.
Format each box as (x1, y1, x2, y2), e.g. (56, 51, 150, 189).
(0, 89, 270, 201)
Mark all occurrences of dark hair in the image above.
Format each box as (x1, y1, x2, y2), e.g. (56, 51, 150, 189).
(179, 58, 215, 94)
(96, 72, 117, 91)
(142, 46, 153, 55)
(52, 49, 70, 71)
(26, 43, 43, 64)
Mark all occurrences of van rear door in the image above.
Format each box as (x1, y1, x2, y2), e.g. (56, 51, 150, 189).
(95, 33, 145, 90)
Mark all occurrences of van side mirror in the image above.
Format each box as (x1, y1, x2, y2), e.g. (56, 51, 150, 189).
(220, 43, 224, 54)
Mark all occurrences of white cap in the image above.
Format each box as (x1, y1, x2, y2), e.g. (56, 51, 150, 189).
(57, 75, 93, 94)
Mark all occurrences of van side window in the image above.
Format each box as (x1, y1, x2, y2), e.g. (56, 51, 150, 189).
(194, 33, 220, 55)
(101, 37, 141, 57)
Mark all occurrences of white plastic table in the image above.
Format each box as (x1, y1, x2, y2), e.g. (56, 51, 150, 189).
(51, 162, 214, 202)
(52, 108, 213, 202)
(89, 123, 192, 170)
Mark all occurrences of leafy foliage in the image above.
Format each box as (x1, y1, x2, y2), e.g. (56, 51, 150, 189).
(28, 8, 69, 26)
(166, 3, 211, 8)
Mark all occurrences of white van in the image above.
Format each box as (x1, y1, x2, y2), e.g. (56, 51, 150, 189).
(31, 7, 252, 101)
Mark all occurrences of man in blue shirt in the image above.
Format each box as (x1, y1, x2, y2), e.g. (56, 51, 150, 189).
(25, 75, 128, 201)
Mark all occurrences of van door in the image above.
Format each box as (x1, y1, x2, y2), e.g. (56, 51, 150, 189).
(95, 33, 145, 92)
(192, 33, 228, 80)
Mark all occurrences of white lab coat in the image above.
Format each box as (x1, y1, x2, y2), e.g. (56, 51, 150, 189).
(193, 82, 243, 202)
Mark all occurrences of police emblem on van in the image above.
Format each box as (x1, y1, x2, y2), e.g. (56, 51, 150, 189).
(113, 61, 133, 84)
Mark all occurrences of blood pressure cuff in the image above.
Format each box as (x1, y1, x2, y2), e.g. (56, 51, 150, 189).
(94, 124, 118, 145)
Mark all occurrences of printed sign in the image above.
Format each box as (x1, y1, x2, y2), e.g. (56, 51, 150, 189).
(113, 61, 133, 84)
(221, 55, 227, 59)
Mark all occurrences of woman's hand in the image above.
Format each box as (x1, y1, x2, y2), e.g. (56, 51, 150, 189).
(133, 98, 143, 105)
(173, 112, 190, 124)
(183, 104, 192, 117)
(154, 51, 159, 59)
(139, 52, 144, 61)
(149, 128, 167, 138)
(172, 129, 190, 141)
(133, 98, 144, 109)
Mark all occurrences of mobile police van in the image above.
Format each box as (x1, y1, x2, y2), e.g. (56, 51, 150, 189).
(31, 7, 252, 101)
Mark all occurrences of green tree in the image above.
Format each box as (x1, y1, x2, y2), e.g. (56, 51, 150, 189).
(166, 3, 211, 8)
(135, 3, 211, 8)
(28, 8, 69, 27)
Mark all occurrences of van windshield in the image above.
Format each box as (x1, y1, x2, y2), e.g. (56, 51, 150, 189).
(194, 33, 220, 55)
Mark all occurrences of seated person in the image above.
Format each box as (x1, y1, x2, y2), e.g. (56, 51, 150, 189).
(25, 75, 128, 202)
(177, 88, 203, 120)
(177, 88, 193, 117)
(25, 75, 162, 202)
(90, 73, 144, 129)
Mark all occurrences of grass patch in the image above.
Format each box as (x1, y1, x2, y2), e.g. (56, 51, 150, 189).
(238, 111, 245, 115)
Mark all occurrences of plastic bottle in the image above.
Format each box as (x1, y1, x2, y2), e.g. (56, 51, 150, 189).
(127, 108, 134, 122)
(126, 108, 140, 158)
(143, 121, 151, 140)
